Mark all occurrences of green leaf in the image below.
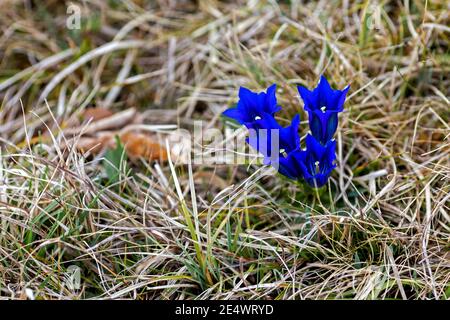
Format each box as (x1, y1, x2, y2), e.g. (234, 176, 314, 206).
(103, 136, 127, 185)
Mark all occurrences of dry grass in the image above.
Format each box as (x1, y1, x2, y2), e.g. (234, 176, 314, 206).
(0, 0, 449, 300)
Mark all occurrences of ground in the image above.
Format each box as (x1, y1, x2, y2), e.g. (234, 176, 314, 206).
(0, 0, 449, 300)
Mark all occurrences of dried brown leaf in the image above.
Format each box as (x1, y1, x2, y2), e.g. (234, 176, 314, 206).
(82, 107, 114, 122)
(120, 131, 168, 162)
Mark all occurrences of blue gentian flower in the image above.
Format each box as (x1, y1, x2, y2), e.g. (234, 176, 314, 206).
(275, 135, 336, 187)
(222, 84, 281, 128)
(273, 149, 302, 180)
(222, 76, 347, 189)
(247, 114, 300, 164)
(296, 134, 336, 187)
(297, 76, 349, 145)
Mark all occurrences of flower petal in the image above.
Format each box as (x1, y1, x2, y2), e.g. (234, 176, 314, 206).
(298, 75, 350, 113)
(222, 107, 245, 124)
(334, 85, 350, 112)
(297, 85, 317, 112)
(264, 84, 281, 114)
(280, 114, 300, 152)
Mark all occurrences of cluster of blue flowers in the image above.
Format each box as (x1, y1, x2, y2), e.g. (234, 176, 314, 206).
(223, 76, 350, 188)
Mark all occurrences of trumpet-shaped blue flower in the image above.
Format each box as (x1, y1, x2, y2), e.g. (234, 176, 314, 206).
(222, 77, 347, 189)
(223, 84, 281, 128)
(297, 76, 349, 145)
(247, 114, 300, 164)
(276, 134, 336, 187)
(273, 149, 302, 180)
(297, 135, 336, 187)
